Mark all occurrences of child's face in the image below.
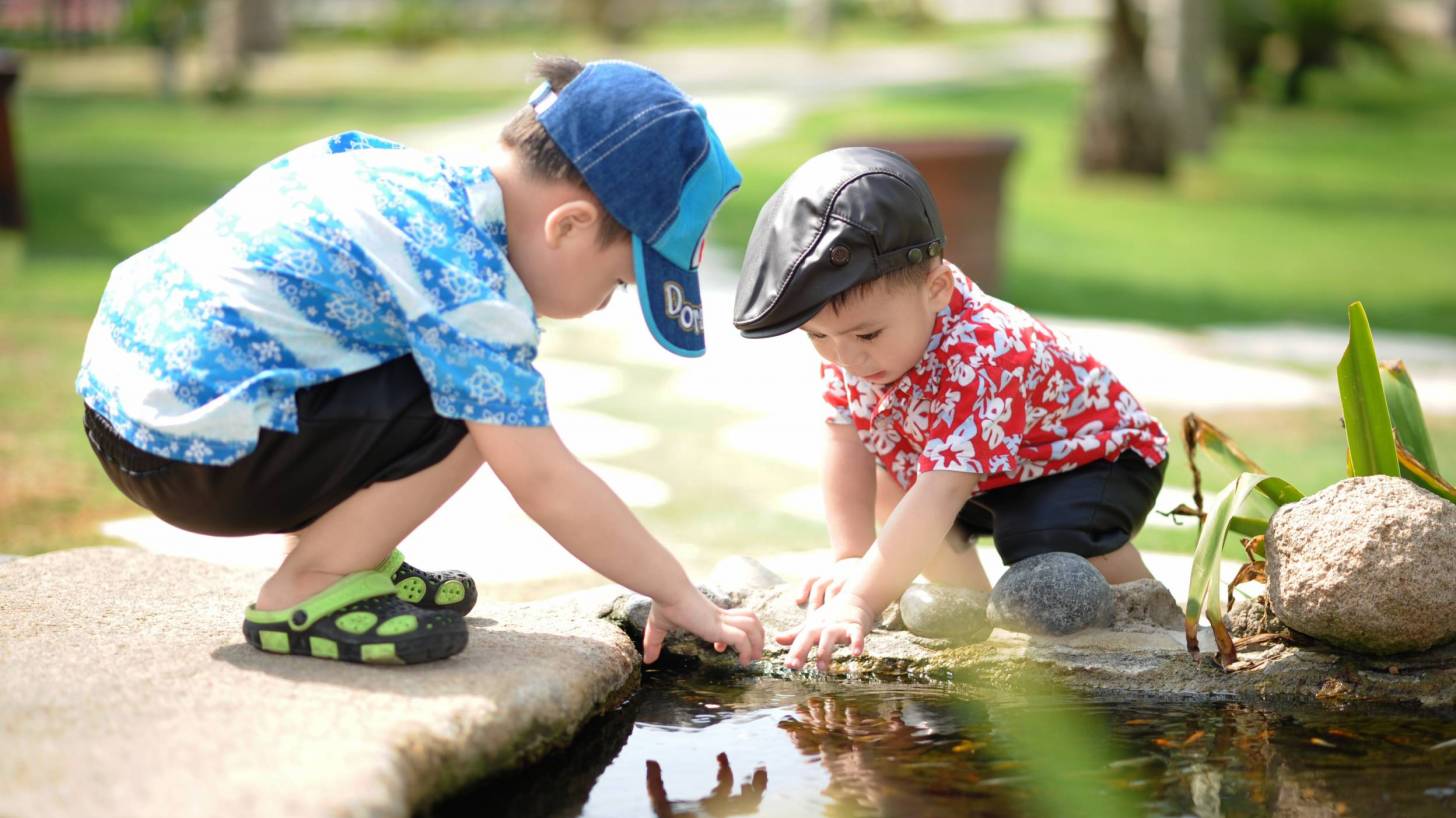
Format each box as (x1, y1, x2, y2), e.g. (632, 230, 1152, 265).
(509, 198, 636, 320)
(800, 263, 954, 386)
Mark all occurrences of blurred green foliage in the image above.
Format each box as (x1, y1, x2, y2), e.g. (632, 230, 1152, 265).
(1220, 0, 1407, 104)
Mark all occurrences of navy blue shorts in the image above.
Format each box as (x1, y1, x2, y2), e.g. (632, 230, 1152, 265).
(83, 356, 467, 537)
(954, 451, 1167, 565)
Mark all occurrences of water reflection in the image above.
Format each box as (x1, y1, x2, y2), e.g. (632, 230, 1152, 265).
(644, 753, 767, 817)
(428, 671, 1456, 818)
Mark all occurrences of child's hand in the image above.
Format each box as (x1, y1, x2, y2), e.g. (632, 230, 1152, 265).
(775, 592, 876, 673)
(796, 557, 862, 611)
(643, 590, 764, 667)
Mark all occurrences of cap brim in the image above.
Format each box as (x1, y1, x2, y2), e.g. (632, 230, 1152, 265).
(633, 235, 705, 357)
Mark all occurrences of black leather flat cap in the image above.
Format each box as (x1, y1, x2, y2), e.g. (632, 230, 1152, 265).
(733, 147, 945, 338)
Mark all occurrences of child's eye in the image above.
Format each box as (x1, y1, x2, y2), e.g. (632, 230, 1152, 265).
(857, 330, 882, 342)
(805, 331, 827, 340)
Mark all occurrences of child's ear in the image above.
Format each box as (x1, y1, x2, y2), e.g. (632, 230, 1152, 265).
(542, 199, 602, 249)
(926, 260, 955, 310)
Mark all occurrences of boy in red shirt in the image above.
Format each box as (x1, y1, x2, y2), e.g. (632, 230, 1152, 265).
(733, 148, 1169, 671)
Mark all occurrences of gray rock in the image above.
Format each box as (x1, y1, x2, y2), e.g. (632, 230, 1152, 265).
(706, 555, 784, 591)
(1112, 578, 1184, 631)
(619, 584, 1456, 709)
(986, 552, 1115, 636)
(1227, 596, 1287, 639)
(898, 584, 992, 643)
(879, 600, 907, 631)
(1266, 475, 1456, 655)
(0, 547, 639, 818)
(604, 585, 751, 670)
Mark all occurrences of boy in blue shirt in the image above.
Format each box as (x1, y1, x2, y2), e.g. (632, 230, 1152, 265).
(77, 57, 764, 666)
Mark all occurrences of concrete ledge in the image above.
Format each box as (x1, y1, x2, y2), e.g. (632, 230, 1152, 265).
(0, 547, 639, 818)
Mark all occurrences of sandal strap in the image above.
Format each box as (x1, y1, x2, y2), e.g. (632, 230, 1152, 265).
(374, 548, 406, 577)
(244, 571, 399, 631)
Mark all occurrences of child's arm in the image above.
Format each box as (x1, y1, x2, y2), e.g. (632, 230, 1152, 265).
(776, 469, 980, 671)
(798, 422, 877, 609)
(468, 421, 764, 666)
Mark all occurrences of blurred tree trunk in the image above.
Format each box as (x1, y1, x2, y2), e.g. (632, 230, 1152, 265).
(205, 0, 247, 101)
(240, 0, 288, 53)
(1149, 0, 1217, 154)
(1078, 0, 1174, 177)
(1024, 0, 1049, 21)
(790, 0, 834, 43)
(569, 0, 656, 43)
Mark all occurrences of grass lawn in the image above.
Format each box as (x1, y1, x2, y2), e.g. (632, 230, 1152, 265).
(713, 47, 1456, 338)
(3, 40, 1454, 559)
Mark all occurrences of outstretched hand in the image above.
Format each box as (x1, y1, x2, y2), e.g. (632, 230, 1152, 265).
(795, 557, 862, 611)
(643, 591, 764, 667)
(775, 592, 876, 672)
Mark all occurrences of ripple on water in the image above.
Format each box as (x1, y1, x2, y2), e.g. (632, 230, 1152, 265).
(429, 670, 1456, 818)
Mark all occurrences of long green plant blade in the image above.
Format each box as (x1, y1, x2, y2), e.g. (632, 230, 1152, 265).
(1382, 360, 1440, 476)
(1397, 442, 1456, 504)
(1184, 473, 1303, 664)
(1228, 515, 1268, 538)
(1337, 302, 1399, 477)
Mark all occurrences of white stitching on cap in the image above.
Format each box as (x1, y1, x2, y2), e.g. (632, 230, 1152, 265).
(575, 99, 687, 163)
(578, 107, 695, 174)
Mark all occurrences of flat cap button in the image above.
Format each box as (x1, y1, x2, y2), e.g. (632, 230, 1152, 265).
(829, 245, 851, 266)
(907, 248, 924, 264)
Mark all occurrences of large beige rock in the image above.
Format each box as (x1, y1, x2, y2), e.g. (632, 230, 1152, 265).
(1266, 476, 1456, 655)
(0, 547, 639, 818)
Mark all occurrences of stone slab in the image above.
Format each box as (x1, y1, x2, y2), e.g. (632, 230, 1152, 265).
(0, 548, 639, 818)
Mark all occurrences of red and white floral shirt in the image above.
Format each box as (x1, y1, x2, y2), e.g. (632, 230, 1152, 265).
(822, 267, 1167, 494)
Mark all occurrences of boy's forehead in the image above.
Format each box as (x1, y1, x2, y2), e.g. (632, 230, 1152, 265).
(802, 286, 904, 333)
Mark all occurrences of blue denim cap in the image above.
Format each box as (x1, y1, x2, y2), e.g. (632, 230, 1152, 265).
(530, 60, 742, 357)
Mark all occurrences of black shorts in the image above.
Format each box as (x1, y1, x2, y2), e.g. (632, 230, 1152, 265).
(955, 451, 1167, 566)
(83, 355, 468, 537)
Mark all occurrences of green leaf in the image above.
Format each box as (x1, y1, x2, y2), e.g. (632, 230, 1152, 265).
(1185, 473, 1303, 660)
(1396, 442, 1456, 504)
(1381, 360, 1441, 476)
(1227, 515, 1268, 538)
(1337, 302, 1399, 477)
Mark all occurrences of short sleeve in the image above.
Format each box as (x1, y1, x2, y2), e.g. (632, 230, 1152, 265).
(406, 308, 548, 427)
(917, 343, 1029, 478)
(821, 362, 852, 425)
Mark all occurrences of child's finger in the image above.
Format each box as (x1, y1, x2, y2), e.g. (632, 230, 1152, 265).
(849, 623, 866, 656)
(642, 618, 664, 665)
(787, 626, 817, 670)
(796, 575, 816, 605)
(719, 624, 752, 666)
(774, 626, 801, 645)
(808, 577, 829, 610)
(815, 627, 841, 673)
(735, 611, 764, 660)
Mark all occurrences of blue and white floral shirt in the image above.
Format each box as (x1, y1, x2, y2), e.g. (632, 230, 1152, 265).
(76, 131, 548, 466)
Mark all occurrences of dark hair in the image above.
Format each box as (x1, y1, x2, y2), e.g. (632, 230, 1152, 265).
(499, 56, 630, 248)
(825, 257, 941, 313)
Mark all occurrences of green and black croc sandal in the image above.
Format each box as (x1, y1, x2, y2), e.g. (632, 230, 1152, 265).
(243, 571, 467, 665)
(376, 549, 478, 615)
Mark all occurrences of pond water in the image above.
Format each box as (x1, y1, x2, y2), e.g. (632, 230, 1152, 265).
(429, 669, 1456, 818)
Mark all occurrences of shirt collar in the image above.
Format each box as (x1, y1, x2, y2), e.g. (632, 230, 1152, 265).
(455, 163, 509, 243)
